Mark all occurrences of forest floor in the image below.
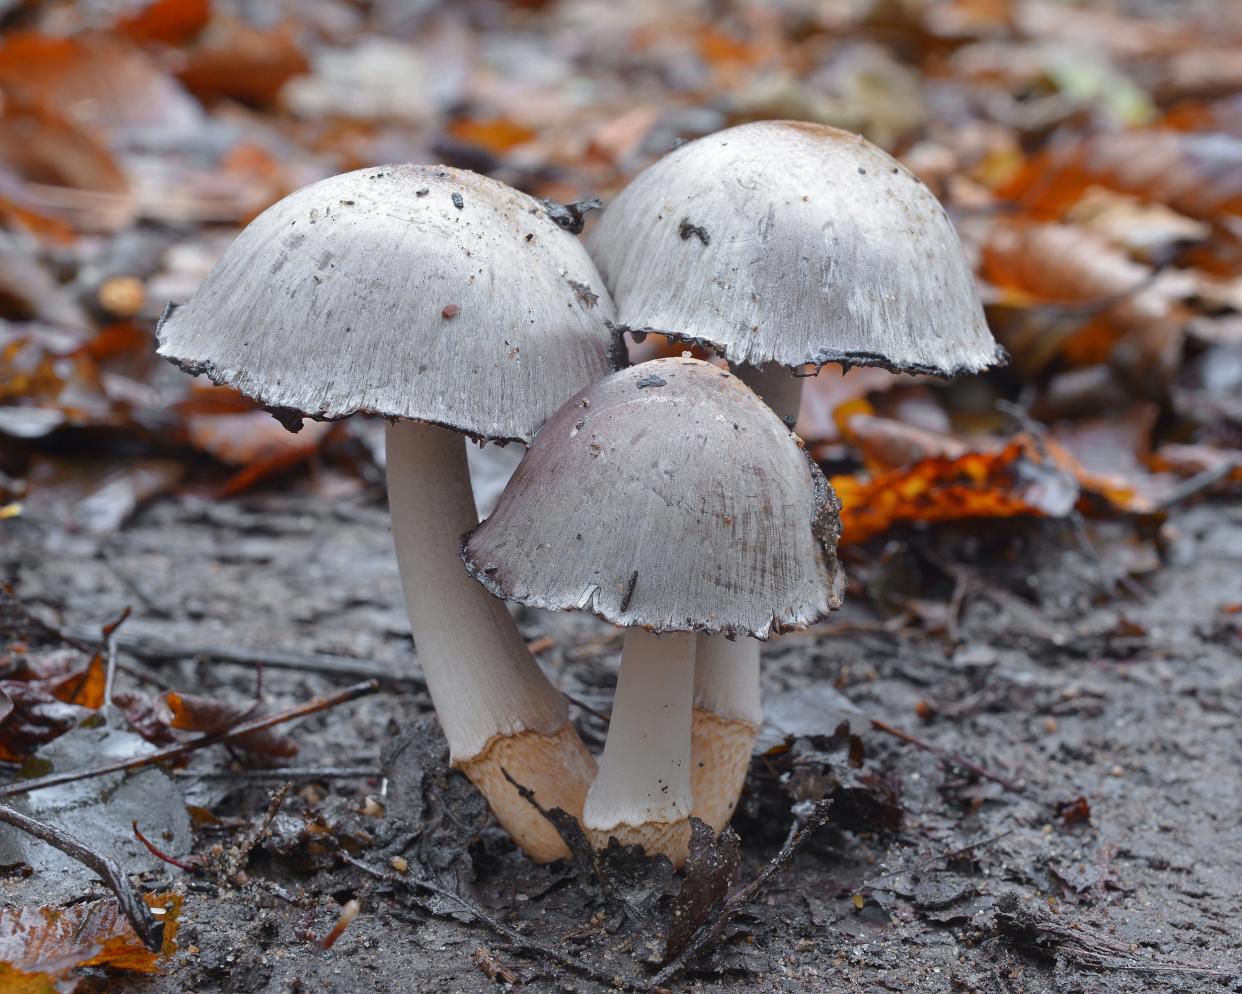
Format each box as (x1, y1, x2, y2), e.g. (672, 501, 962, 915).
(3, 483, 1239, 994)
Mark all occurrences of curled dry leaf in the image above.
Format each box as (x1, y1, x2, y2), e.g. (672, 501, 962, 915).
(981, 220, 1186, 387)
(0, 891, 180, 993)
(176, 20, 310, 107)
(115, 0, 212, 45)
(0, 33, 202, 144)
(0, 654, 106, 762)
(831, 437, 1081, 546)
(999, 130, 1242, 221)
(165, 691, 299, 758)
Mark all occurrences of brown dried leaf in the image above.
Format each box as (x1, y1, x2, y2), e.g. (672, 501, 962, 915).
(115, 0, 212, 45)
(981, 220, 1185, 387)
(0, 87, 132, 231)
(0, 891, 180, 993)
(0, 33, 200, 142)
(999, 130, 1242, 221)
(176, 21, 309, 107)
(831, 437, 1080, 545)
(166, 691, 299, 758)
(836, 400, 969, 473)
(446, 117, 537, 154)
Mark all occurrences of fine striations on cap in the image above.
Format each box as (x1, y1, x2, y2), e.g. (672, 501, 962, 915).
(158, 165, 615, 442)
(462, 357, 845, 638)
(588, 120, 1001, 376)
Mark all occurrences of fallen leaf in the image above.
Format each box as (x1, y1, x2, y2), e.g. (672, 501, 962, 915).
(166, 691, 299, 757)
(0, 891, 180, 993)
(831, 437, 1080, 545)
(177, 20, 308, 107)
(115, 0, 212, 45)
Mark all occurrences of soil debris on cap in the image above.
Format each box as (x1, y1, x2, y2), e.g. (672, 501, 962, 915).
(678, 219, 710, 245)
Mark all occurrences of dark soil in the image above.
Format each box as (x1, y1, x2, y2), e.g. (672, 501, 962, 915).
(2, 488, 1240, 993)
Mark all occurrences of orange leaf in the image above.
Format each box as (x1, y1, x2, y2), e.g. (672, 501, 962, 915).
(47, 654, 106, 710)
(981, 220, 1185, 386)
(0, 892, 180, 993)
(166, 691, 298, 757)
(116, 0, 212, 45)
(447, 117, 537, 154)
(177, 21, 308, 107)
(831, 438, 1080, 545)
(999, 130, 1242, 221)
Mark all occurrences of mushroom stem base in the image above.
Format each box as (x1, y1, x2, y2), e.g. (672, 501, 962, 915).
(584, 819, 691, 867)
(584, 628, 695, 867)
(458, 724, 598, 863)
(690, 708, 760, 832)
(386, 420, 596, 863)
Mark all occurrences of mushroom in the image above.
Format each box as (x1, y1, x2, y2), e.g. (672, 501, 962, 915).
(157, 164, 615, 862)
(462, 357, 844, 865)
(587, 120, 1002, 832)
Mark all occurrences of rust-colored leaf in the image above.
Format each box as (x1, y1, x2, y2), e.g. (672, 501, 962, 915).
(176, 21, 309, 107)
(831, 438, 1080, 545)
(165, 691, 298, 758)
(115, 0, 212, 45)
(0, 892, 180, 993)
(0, 33, 200, 141)
(446, 117, 537, 154)
(836, 400, 968, 473)
(981, 220, 1185, 387)
(999, 130, 1242, 221)
(0, 87, 132, 231)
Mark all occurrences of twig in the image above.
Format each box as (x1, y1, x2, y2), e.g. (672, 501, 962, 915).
(1155, 458, 1240, 511)
(133, 820, 201, 874)
(861, 830, 1015, 888)
(0, 681, 380, 799)
(868, 718, 1024, 793)
(651, 798, 835, 988)
(172, 766, 381, 781)
(61, 626, 421, 687)
(344, 853, 633, 989)
(0, 802, 162, 951)
(99, 607, 132, 711)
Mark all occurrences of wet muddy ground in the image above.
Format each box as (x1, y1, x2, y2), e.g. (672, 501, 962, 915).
(2, 487, 1240, 993)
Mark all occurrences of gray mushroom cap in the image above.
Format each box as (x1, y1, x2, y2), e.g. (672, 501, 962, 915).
(157, 165, 615, 442)
(462, 357, 845, 638)
(587, 120, 1001, 376)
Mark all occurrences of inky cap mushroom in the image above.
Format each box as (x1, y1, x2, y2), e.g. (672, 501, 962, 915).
(463, 357, 843, 864)
(158, 165, 615, 863)
(587, 120, 1004, 835)
(587, 120, 1000, 377)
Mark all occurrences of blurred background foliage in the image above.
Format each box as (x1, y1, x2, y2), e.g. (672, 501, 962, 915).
(0, 0, 1239, 545)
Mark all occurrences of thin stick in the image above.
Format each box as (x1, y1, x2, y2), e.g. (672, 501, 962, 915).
(172, 766, 380, 781)
(1155, 459, 1239, 511)
(0, 802, 162, 951)
(0, 681, 379, 799)
(61, 626, 421, 687)
(99, 607, 133, 710)
(869, 718, 1023, 793)
(344, 854, 634, 988)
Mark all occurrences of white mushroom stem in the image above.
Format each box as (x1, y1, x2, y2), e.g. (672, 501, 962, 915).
(386, 420, 596, 863)
(690, 363, 805, 831)
(583, 628, 695, 867)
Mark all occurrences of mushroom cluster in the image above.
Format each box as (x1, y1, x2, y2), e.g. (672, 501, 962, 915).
(157, 120, 999, 869)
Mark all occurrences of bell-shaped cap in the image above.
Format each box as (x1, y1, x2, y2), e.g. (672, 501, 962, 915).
(588, 120, 1001, 376)
(462, 357, 844, 638)
(158, 165, 615, 442)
